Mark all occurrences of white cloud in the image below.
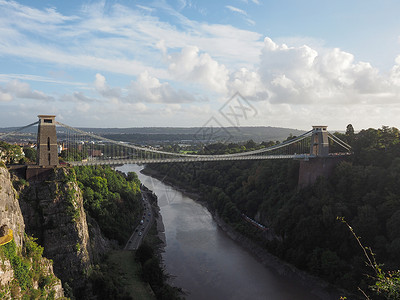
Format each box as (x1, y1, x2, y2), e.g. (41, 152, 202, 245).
(136, 5, 153, 13)
(226, 5, 247, 16)
(225, 5, 255, 26)
(128, 71, 199, 103)
(2, 80, 53, 101)
(0, 1, 263, 79)
(94, 73, 122, 99)
(257, 37, 400, 105)
(155, 39, 167, 55)
(76, 102, 90, 112)
(1, 2, 400, 129)
(169, 46, 229, 93)
(0, 0, 77, 24)
(239, 0, 260, 5)
(390, 55, 400, 85)
(228, 68, 268, 100)
(60, 92, 98, 103)
(94, 72, 202, 104)
(94, 73, 107, 92)
(0, 73, 85, 86)
(0, 91, 12, 102)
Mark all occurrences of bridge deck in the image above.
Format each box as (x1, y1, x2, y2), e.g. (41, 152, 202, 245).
(67, 153, 351, 166)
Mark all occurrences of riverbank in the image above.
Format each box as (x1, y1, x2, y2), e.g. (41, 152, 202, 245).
(142, 166, 353, 300)
(142, 184, 166, 247)
(139, 184, 184, 299)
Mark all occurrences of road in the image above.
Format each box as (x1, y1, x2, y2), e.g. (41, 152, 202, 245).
(124, 189, 154, 250)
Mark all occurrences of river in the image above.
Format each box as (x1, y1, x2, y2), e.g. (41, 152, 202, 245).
(117, 164, 337, 300)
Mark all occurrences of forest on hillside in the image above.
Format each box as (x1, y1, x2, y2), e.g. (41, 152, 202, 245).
(74, 166, 142, 245)
(146, 125, 400, 299)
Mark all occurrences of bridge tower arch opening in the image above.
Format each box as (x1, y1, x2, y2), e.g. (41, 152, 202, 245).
(310, 126, 329, 157)
(37, 115, 58, 167)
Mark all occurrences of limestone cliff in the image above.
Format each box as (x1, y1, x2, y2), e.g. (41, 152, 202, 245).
(0, 165, 25, 248)
(19, 167, 93, 291)
(0, 164, 64, 299)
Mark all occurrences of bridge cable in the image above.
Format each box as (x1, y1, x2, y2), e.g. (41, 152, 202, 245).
(327, 132, 352, 151)
(0, 121, 39, 139)
(56, 121, 314, 160)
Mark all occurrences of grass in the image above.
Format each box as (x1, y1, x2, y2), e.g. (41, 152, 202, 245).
(107, 250, 156, 300)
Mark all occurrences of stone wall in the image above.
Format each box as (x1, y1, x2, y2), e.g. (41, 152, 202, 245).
(298, 157, 346, 188)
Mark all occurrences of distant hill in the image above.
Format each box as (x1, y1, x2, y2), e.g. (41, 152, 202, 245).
(74, 126, 307, 144)
(0, 126, 306, 145)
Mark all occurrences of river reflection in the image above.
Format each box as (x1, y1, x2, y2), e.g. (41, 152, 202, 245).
(117, 164, 332, 300)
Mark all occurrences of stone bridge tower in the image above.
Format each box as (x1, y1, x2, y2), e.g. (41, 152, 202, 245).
(298, 125, 344, 188)
(37, 115, 58, 166)
(310, 126, 329, 157)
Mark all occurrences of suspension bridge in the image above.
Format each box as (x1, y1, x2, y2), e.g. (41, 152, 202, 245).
(0, 115, 351, 168)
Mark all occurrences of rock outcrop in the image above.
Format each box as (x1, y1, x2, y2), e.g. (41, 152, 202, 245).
(0, 165, 25, 248)
(19, 167, 92, 290)
(0, 164, 64, 299)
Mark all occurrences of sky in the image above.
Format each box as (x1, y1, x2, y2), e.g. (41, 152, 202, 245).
(1, 0, 400, 131)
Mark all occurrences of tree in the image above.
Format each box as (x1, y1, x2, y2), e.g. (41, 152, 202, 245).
(23, 147, 36, 162)
(136, 243, 155, 265)
(339, 217, 400, 300)
(346, 124, 355, 136)
(0, 141, 24, 164)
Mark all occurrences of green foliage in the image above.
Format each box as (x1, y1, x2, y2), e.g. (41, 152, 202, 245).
(60, 149, 88, 162)
(136, 242, 183, 299)
(24, 235, 44, 260)
(0, 237, 60, 298)
(63, 168, 77, 183)
(12, 177, 29, 192)
(373, 271, 400, 299)
(147, 126, 400, 297)
(339, 218, 400, 300)
(2, 240, 32, 290)
(135, 242, 154, 265)
(62, 282, 74, 300)
(0, 141, 24, 164)
(74, 165, 142, 245)
(65, 189, 80, 222)
(89, 264, 132, 300)
(23, 147, 37, 162)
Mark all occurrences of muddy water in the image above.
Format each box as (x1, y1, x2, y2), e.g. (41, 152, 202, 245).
(117, 164, 331, 300)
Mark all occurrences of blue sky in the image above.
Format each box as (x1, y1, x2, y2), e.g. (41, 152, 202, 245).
(1, 0, 400, 130)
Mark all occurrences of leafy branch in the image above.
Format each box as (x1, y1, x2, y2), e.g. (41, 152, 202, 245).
(338, 217, 400, 299)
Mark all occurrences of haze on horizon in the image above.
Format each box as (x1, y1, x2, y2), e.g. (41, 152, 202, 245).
(0, 0, 400, 132)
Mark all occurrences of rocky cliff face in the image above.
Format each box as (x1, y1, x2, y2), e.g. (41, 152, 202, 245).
(0, 165, 64, 299)
(19, 167, 93, 290)
(0, 252, 65, 299)
(0, 165, 25, 248)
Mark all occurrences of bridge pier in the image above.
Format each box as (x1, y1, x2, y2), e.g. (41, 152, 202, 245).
(298, 156, 345, 188)
(298, 126, 345, 188)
